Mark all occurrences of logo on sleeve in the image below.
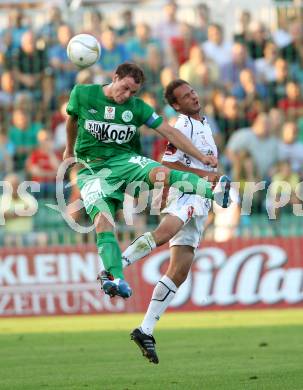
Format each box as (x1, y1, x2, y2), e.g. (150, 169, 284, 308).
(122, 110, 133, 122)
(104, 106, 115, 120)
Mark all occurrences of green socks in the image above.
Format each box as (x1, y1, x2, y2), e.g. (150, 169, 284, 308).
(97, 232, 124, 279)
(169, 170, 214, 199)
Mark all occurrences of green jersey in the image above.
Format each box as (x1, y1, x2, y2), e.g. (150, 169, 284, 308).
(66, 84, 163, 162)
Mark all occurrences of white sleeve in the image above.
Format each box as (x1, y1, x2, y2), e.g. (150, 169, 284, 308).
(162, 116, 190, 163)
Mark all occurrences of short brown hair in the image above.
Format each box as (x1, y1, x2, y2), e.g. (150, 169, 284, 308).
(115, 62, 145, 84)
(164, 79, 189, 106)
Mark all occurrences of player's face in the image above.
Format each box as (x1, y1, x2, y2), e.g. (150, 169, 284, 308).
(173, 84, 201, 115)
(111, 75, 141, 104)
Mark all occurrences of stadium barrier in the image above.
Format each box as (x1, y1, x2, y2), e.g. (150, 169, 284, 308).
(0, 236, 302, 317)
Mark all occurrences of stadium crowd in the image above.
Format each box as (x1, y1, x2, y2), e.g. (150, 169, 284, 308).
(0, 1, 303, 243)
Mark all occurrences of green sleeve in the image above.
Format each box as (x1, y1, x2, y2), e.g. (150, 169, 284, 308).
(138, 99, 163, 129)
(66, 85, 79, 117)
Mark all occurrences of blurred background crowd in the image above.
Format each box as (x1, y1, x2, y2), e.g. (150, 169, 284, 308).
(0, 0, 302, 245)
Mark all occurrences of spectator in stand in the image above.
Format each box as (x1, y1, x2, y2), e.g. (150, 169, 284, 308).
(26, 129, 60, 199)
(272, 13, 292, 49)
(9, 30, 47, 101)
(208, 88, 227, 120)
(40, 68, 55, 115)
(234, 10, 251, 44)
(96, 25, 130, 83)
(141, 45, 164, 99)
(126, 23, 161, 64)
(53, 101, 68, 154)
(0, 9, 29, 53)
(290, 45, 303, 85)
(179, 45, 219, 96)
(37, 6, 63, 46)
(278, 80, 303, 121)
(8, 108, 42, 171)
(50, 94, 69, 132)
(232, 68, 268, 118)
(202, 23, 232, 67)
(0, 173, 46, 247)
(139, 91, 159, 158)
(216, 95, 249, 149)
(192, 3, 210, 43)
(246, 21, 269, 60)
(153, 0, 180, 49)
(221, 42, 255, 89)
(226, 112, 279, 180)
(169, 22, 197, 69)
(0, 70, 15, 110)
(232, 150, 261, 197)
(267, 57, 290, 107)
(278, 121, 303, 175)
(230, 149, 262, 212)
(0, 132, 14, 180)
(81, 8, 103, 39)
(14, 91, 33, 114)
(116, 9, 135, 40)
(159, 66, 178, 119)
(49, 24, 77, 95)
(268, 107, 285, 137)
(281, 19, 303, 65)
(76, 68, 94, 85)
(269, 160, 300, 216)
(255, 41, 279, 83)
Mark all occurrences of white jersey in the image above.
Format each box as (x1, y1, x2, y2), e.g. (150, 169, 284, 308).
(162, 114, 218, 171)
(161, 114, 218, 248)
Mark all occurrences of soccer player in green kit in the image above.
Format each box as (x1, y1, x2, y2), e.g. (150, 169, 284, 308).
(64, 62, 230, 299)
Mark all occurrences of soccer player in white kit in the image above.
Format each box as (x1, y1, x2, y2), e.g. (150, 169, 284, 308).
(123, 79, 230, 364)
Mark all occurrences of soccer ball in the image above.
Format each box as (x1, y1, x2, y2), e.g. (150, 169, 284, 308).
(67, 34, 101, 68)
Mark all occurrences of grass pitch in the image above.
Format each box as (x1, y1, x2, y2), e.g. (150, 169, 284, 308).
(1, 310, 303, 390)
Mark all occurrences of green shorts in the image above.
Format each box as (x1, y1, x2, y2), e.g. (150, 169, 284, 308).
(77, 153, 161, 222)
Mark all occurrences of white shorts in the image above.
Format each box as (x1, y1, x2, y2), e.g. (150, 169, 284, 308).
(162, 192, 210, 249)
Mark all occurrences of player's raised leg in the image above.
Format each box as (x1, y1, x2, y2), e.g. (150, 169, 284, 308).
(122, 214, 183, 267)
(149, 166, 231, 209)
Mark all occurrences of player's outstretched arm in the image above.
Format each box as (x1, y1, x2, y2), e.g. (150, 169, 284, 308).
(155, 121, 217, 168)
(63, 115, 78, 160)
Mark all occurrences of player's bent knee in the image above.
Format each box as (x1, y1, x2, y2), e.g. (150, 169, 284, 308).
(149, 166, 170, 185)
(153, 230, 173, 246)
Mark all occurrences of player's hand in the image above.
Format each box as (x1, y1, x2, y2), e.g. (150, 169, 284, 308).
(63, 148, 75, 161)
(201, 155, 217, 168)
(204, 172, 219, 184)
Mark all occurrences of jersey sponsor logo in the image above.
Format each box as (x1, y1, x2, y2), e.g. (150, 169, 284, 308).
(85, 120, 136, 143)
(104, 106, 115, 119)
(122, 110, 133, 122)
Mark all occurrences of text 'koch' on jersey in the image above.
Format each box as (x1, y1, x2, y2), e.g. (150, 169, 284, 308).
(85, 120, 136, 144)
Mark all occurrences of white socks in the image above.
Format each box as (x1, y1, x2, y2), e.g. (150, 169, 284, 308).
(140, 275, 177, 336)
(122, 232, 156, 268)
(122, 235, 177, 335)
